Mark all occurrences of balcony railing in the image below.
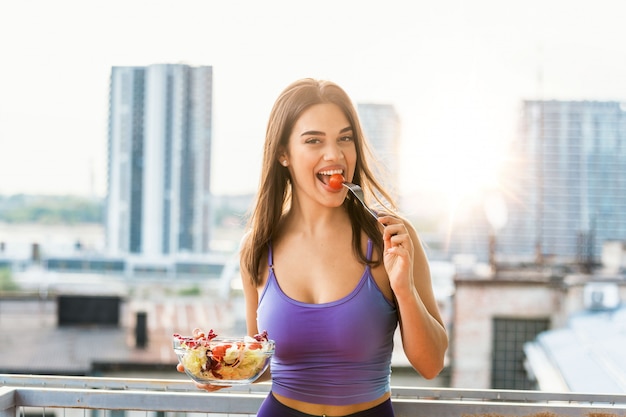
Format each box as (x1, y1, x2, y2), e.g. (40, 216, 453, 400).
(1, 374, 625, 417)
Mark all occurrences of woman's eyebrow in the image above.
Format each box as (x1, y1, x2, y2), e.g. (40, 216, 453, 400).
(300, 126, 352, 137)
(300, 130, 325, 137)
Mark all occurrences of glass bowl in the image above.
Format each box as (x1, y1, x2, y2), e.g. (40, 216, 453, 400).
(173, 332, 275, 386)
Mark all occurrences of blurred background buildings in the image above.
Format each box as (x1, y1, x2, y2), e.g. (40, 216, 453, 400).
(448, 100, 626, 267)
(357, 103, 401, 195)
(511, 101, 626, 264)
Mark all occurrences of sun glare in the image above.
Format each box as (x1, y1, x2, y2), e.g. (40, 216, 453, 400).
(436, 146, 503, 209)
(423, 97, 510, 213)
(413, 93, 515, 256)
(431, 143, 507, 253)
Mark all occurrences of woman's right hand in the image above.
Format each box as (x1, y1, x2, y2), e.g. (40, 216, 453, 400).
(176, 363, 231, 392)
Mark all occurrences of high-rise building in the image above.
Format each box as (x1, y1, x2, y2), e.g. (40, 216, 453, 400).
(500, 100, 626, 263)
(357, 103, 401, 195)
(447, 100, 626, 265)
(106, 64, 213, 257)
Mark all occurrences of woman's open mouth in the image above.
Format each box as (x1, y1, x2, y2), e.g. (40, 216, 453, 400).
(316, 169, 344, 186)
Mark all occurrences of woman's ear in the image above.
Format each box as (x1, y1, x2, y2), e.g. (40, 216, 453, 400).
(277, 148, 288, 167)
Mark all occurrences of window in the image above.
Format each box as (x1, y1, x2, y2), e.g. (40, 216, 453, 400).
(491, 317, 549, 390)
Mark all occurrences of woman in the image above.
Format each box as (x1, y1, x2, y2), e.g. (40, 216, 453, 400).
(185, 78, 448, 416)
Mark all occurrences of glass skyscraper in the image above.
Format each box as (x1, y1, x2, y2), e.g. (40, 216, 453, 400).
(106, 64, 213, 257)
(500, 100, 626, 264)
(357, 103, 401, 197)
(447, 100, 626, 266)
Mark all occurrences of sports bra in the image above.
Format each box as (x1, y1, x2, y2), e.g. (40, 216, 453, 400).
(256, 240, 398, 406)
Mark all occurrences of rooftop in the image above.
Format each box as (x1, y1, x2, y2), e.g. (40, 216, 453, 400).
(524, 305, 626, 393)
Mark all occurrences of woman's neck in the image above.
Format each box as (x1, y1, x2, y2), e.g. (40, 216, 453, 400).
(282, 199, 351, 238)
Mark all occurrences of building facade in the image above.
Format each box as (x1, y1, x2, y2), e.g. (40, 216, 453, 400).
(106, 64, 213, 257)
(451, 268, 626, 390)
(502, 100, 626, 264)
(357, 103, 401, 196)
(449, 100, 626, 265)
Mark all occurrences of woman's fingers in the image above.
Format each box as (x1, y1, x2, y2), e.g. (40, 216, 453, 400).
(196, 383, 230, 392)
(389, 233, 409, 248)
(378, 216, 411, 246)
(176, 364, 229, 392)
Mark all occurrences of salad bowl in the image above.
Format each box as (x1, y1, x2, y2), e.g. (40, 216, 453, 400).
(173, 329, 274, 386)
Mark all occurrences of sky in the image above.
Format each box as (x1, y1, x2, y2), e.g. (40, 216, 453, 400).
(1, 0, 625, 202)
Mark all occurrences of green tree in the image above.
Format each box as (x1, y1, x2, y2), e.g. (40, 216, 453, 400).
(0, 195, 103, 224)
(0, 268, 18, 292)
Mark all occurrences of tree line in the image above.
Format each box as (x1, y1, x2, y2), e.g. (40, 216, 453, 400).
(0, 195, 103, 224)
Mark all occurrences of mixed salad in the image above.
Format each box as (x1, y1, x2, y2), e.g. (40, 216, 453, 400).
(173, 328, 273, 384)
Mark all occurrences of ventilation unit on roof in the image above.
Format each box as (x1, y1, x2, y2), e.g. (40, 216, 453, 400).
(583, 282, 620, 311)
(57, 295, 121, 326)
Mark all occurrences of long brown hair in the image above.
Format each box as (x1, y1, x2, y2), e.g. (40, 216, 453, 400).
(241, 78, 397, 285)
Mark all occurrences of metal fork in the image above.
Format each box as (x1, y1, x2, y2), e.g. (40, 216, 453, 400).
(342, 182, 379, 220)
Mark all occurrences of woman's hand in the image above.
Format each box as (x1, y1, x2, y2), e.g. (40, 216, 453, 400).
(378, 215, 414, 294)
(176, 363, 230, 392)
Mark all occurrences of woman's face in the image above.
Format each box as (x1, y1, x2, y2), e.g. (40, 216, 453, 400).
(282, 103, 357, 207)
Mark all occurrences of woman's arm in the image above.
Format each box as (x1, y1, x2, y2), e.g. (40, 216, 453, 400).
(239, 250, 272, 383)
(241, 255, 260, 336)
(378, 215, 448, 379)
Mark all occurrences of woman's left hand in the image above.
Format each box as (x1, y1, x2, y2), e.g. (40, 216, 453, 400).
(176, 363, 230, 392)
(378, 215, 414, 293)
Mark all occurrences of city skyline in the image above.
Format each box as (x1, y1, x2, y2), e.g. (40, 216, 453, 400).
(1, 0, 625, 206)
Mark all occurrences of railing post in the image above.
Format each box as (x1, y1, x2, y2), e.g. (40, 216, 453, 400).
(0, 387, 17, 417)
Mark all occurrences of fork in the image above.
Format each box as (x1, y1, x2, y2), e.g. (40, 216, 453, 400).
(342, 182, 379, 220)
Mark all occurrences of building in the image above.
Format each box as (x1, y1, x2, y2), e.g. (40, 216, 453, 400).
(357, 103, 401, 196)
(106, 64, 213, 257)
(524, 293, 626, 393)
(450, 264, 626, 391)
(503, 100, 626, 264)
(448, 100, 626, 265)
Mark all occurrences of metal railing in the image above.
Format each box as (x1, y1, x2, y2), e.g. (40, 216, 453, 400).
(1, 375, 626, 417)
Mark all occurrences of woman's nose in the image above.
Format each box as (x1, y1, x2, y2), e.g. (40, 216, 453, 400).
(323, 143, 344, 161)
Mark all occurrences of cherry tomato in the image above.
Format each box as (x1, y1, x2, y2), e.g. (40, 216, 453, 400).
(328, 173, 345, 190)
(211, 344, 230, 361)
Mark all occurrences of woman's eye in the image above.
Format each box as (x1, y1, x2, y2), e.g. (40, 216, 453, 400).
(339, 136, 354, 142)
(305, 137, 321, 144)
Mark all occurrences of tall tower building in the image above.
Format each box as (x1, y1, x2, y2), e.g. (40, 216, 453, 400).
(106, 64, 213, 257)
(357, 103, 401, 194)
(499, 100, 626, 263)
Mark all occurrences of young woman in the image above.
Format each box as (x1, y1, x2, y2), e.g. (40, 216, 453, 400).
(182, 78, 448, 416)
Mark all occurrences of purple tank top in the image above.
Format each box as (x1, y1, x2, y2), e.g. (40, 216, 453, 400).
(257, 240, 398, 406)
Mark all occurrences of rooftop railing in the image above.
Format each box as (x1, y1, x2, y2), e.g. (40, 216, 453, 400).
(1, 374, 626, 417)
